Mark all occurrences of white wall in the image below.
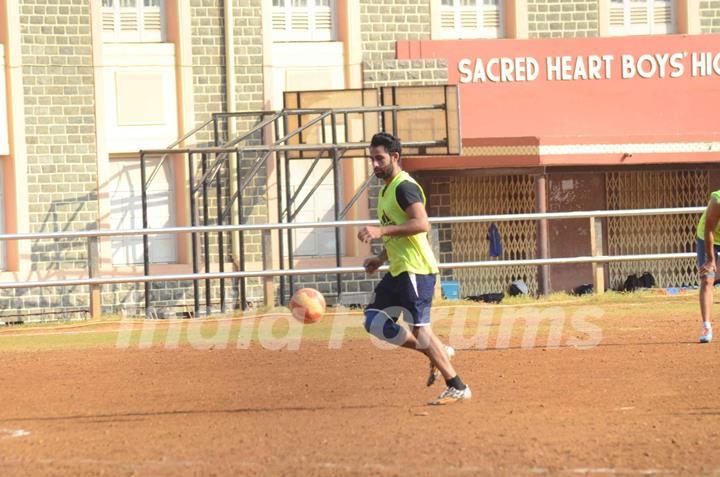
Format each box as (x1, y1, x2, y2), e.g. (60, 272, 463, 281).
(101, 43, 178, 152)
(269, 42, 345, 110)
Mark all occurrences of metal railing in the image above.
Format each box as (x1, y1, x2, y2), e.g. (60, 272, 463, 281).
(0, 206, 705, 317)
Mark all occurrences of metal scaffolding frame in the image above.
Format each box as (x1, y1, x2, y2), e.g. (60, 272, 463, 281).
(138, 91, 460, 316)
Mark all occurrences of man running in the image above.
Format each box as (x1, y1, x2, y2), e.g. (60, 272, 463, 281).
(358, 132, 471, 405)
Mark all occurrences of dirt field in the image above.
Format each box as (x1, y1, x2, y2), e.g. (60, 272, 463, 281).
(0, 294, 718, 476)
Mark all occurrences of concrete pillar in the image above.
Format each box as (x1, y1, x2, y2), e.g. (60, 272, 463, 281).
(534, 174, 550, 295)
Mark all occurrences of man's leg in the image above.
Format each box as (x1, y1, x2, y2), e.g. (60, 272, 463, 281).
(364, 273, 410, 345)
(364, 273, 470, 403)
(418, 323, 471, 405)
(364, 272, 434, 351)
(397, 323, 455, 386)
(697, 239, 714, 343)
(399, 273, 470, 404)
(700, 275, 714, 323)
(411, 325, 456, 380)
(699, 275, 714, 343)
(364, 274, 455, 363)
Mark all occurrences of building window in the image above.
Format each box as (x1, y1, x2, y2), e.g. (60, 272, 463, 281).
(272, 0, 335, 41)
(291, 183, 338, 257)
(102, 0, 164, 43)
(439, 0, 503, 39)
(108, 157, 177, 265)
(609, 0, 675, 36)
(287, 157, 340, 257)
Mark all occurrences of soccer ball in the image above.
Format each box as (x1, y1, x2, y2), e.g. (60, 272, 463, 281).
(289, 288, 326, 324)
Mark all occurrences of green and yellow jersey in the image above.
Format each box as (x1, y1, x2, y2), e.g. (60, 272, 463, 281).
(697, 190, 720, 244)
(377, 171, 439, 276)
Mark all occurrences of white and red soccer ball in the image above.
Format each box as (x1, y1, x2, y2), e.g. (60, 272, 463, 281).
(289, 288, 326, 324)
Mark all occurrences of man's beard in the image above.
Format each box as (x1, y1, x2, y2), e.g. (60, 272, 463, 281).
(374, 166, 391, 179)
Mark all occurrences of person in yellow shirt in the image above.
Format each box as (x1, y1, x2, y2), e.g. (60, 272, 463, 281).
(696, 190, 720, 343)
(357, 132, 470, 405)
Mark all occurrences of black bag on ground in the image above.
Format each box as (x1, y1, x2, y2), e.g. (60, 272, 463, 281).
(465, 293, 505, 304)
(639, 271, 656, 288)
(508, 279, 529, 296)
(621, 273, 641, 292)
(572, 283, 593, 295)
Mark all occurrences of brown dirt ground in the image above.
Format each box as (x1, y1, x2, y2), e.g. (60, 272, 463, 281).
(0, 305, 718, 476)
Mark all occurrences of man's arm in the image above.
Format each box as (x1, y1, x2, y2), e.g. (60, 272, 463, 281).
(363, 248, 387, 273)
(377, 248, 388, 262)
(357, 202, 430, 243)
(381, 202, 431, 236)
(702, 197, 720, 275)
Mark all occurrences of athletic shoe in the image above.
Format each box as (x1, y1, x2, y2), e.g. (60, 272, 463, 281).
(426, 345, 456, 387)
(428, 385, 472, 406)
(700, 328, 713, 344)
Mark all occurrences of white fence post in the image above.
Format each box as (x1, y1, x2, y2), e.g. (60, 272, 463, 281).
(589, 216, 605, 294)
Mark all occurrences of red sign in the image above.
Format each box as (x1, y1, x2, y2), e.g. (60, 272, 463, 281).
(397, 35, 720, 143)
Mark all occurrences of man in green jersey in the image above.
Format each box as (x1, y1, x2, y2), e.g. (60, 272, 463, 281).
(357, 132, 471, 405)
(696, 190, 720, 343)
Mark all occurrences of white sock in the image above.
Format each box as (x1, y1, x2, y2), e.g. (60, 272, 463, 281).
(704, 321, 712, 330)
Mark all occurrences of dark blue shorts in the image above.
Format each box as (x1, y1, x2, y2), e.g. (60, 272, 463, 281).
(365, 272, 436, 326)
(697, 238, 720, 277)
